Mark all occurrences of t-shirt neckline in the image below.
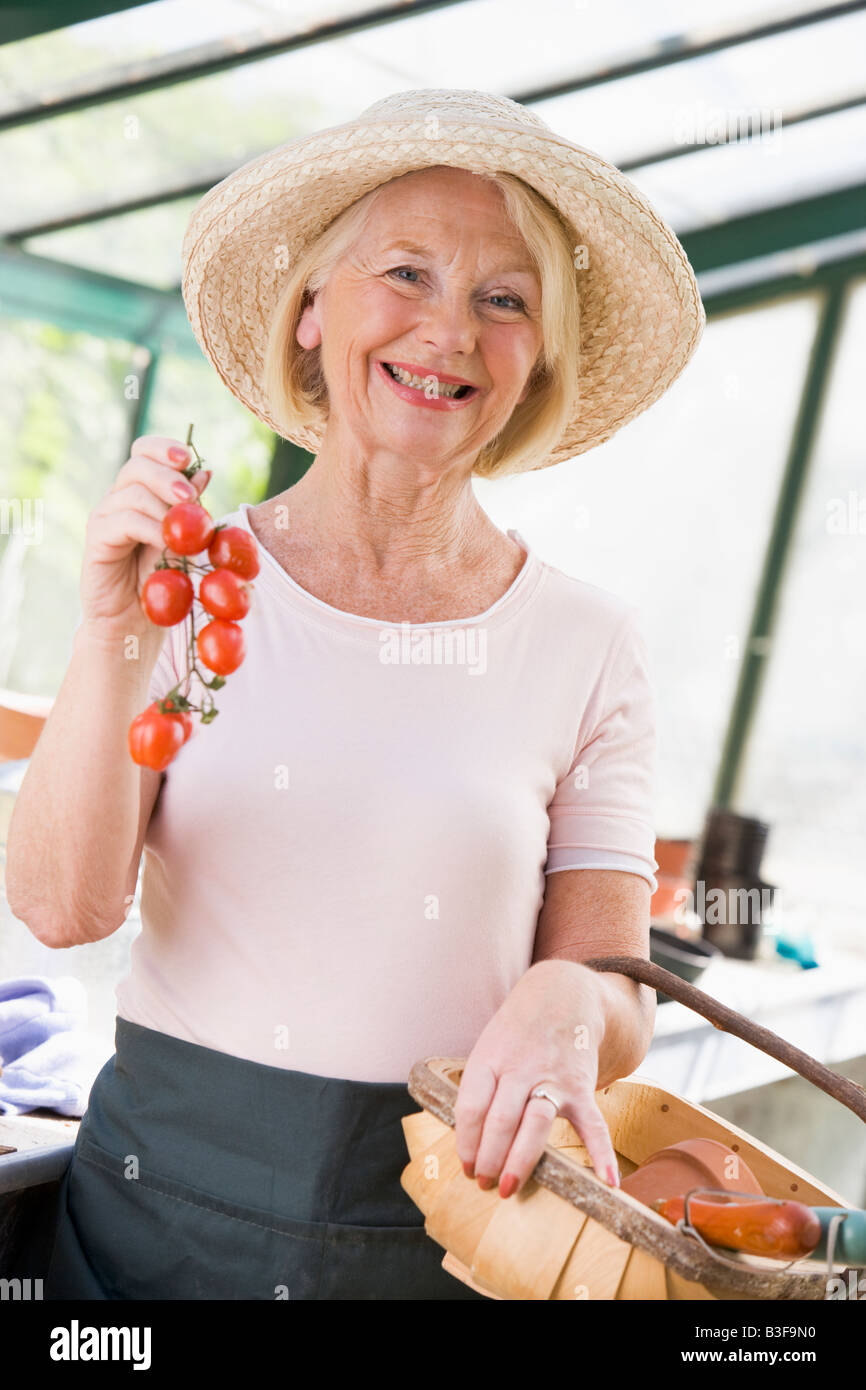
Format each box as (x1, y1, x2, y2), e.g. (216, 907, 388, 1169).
(233, 500, 541, 633)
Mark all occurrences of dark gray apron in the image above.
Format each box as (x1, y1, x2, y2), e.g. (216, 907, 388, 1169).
(44, 1017, 487, 1301)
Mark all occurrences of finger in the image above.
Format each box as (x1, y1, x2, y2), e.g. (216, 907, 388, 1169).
(111, 455, 208, 506)
(129, 435, 195, 470)
(453, 1060, 497, 1178)
(497, 1094, 560, 1196)
(473, 1073, 534, 1187)
(559, 1090, 620, 1188)
(88, 507, 166, 555)
(101, 481, 172, 525)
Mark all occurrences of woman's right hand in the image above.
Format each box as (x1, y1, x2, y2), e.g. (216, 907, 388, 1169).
(80, 436, 212, 639)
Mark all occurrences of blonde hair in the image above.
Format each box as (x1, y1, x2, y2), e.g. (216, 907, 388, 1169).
(262, 167, 580, 479)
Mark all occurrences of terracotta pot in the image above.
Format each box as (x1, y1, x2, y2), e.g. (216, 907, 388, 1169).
(621, 1137, 763, 1208)
(653, 838, 696, 879)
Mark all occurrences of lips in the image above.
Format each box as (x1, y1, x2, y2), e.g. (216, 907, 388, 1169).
(375, 359, 480, 411)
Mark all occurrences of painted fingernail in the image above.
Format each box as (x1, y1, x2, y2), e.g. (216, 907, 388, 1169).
(499, 1173, 518, 1199)
(462, 1160, 475, 1179)
(476, 1174, 495, 1190)
(168, 445, 190, 463)
(172, 480, 195, 499)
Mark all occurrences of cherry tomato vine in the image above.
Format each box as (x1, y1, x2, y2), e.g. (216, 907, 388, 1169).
(128, 424, 260, 771)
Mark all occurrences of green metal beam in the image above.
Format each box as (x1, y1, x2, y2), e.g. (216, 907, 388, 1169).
(513, 2, 866, 105)
(125, 345, 159, 454)
(699, 251, 866, 318)
(618, 92, 866, 174)
(0, 1, 150, 46)
(681, 183, 866, 273)
(0, 0, 467, 132)
(710, 279, 850, 808)
(0, 244, 195, 353)
(6, 93, 864, 244)
(3, 185, 863, 354)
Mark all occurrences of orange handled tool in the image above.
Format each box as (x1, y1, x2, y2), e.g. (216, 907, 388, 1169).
(656, 1193, 866, 1264)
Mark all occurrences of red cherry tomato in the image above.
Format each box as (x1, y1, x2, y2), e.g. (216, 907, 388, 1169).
(159, 697, 193, 743)
(141, 568, 194, 626)
(196, 618, 245, 675)
(207, 525, 260, 580)
(128, 703, 186, 770)
(199, 567, 251, 621)
(162, 502, 216, 556)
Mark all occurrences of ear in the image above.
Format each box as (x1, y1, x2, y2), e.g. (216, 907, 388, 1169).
(296, 294, 322, 350)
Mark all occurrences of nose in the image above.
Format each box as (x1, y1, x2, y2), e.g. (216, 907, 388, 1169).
(418, 288, 478, 359)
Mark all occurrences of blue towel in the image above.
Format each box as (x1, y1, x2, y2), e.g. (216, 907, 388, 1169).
(0, 976, 111, 1117)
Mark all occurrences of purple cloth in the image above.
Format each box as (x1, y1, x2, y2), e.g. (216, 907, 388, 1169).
(0, 976, 110, 1116)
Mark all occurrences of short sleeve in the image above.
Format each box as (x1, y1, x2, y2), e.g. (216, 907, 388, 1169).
(544, 608, 659, 895)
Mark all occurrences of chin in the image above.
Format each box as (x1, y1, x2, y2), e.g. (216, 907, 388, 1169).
(375, 417, 480, 465)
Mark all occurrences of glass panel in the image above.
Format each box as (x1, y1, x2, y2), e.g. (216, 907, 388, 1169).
(0, 327, 272, 698)
(0, 0, 826, 111)
(21, 198, 200, 290)
(738, 278, 866, 949)
(632, 107, 866, 233)
(0, 0, 385, 100)
(3, 1, 859, 232)
(141, 349, 274, 528)
(474, 293, 821, 840)
(533, 11, 866, 171)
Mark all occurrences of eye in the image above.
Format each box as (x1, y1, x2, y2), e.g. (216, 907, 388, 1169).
(387, 266, 421, 283)
(488, 292, 525, 312)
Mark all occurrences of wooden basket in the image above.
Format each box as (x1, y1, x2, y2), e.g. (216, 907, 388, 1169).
(401, 956, 866, 1301)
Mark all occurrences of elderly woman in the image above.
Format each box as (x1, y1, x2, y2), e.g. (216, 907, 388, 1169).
(8, 90, 703, 1300)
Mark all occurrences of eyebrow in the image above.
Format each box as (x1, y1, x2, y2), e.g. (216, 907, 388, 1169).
(380, 239, 538, 279)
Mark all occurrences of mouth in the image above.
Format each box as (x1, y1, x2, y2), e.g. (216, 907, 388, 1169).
(377, 359, 479, 405)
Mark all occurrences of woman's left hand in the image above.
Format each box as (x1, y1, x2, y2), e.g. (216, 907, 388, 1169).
(454, 958, 620, 1198)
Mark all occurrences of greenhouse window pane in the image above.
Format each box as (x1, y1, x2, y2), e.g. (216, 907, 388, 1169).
(0, 0, 387, 104)
(737, 278, 866, 951)
(632, 107, 866, 234)
(0, 320, 144, 696)
(0, 0, 829, 117)
(474, 292, 821, 839)
(142, 350, 274, 526)
(532, 10, 866, 172)
(3, 1, 857, 233)
(0, 331, 273, 699)
(21, 198, 202, 290)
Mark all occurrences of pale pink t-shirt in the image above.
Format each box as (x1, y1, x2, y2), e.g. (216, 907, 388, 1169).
(115, 503, 659, 1082)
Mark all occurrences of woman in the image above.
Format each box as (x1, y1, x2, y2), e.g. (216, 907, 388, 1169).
(7, 89, 704, 1300)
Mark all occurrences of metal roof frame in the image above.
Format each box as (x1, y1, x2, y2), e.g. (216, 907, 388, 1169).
(1, 0, 864, 818)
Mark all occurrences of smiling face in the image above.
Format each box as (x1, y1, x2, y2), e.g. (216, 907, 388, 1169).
(295, 166, 544, 473)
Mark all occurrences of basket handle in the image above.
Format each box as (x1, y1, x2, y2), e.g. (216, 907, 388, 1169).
(585, 954, 866, 1124)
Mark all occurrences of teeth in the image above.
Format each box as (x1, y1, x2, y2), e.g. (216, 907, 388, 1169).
(385, 363, 467, 397)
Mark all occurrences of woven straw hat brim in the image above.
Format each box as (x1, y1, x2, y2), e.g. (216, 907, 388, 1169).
(181, 91, 705, 471)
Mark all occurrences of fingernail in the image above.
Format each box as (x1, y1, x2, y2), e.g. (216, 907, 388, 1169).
(200, 469, 212, 486)
(476, 1174, 495, 1191)
(606, 1164, 620, 1187)
(172, 480, 195, 499)
(499, 1173, 518, 1199)
(462, 1160, 475, 1179)
(168, 446, 190, 463)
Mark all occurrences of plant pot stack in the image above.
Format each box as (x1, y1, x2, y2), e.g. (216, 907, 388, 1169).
(693, 807, 775, 959)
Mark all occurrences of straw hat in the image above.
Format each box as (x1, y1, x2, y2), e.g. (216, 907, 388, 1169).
(181, 88, 705, 471)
